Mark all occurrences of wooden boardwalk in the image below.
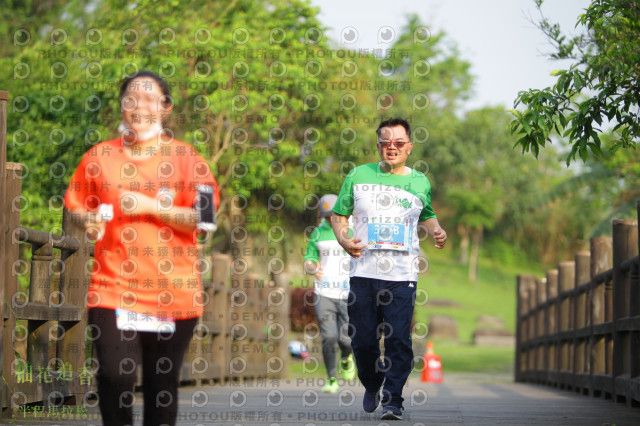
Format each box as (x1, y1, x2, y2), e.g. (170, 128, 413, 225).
(7, 373, 640, 425)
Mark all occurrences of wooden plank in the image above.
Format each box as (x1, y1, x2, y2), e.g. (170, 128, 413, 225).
(592, 322, 612, 336)
(556, 371, 575, 390)
(12, 303, 82, 322)
(556, 330, 576, 341)
(615, 315, 640, 332)
(573, 326, 591, 339)
(619, 256, 638, 273)
(15, 227, 80, 251)
(591, 373, 613, 396)
(615, 374, 640, 406)
(573, 372, 590, 394)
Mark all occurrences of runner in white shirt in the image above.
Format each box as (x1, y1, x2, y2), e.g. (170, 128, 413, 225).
(304, 194, 356, 393)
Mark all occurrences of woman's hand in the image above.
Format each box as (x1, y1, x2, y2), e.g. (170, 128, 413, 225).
(85, 216, 108, 242)
(68, 208, 110, 242)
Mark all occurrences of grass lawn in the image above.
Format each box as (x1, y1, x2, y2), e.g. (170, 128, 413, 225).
(416, 246, 520, 341)
(421, 340, 514, 376)
(414, 246, 520, 375)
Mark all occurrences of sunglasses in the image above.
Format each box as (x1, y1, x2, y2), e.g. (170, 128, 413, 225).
(378, 140, 409, 148)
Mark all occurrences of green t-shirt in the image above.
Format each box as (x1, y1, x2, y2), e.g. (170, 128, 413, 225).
(333, 162, 436, 281)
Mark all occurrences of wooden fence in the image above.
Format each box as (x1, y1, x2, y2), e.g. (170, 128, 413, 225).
(516, 203, 640, 407)
(0, 91, 289, 419)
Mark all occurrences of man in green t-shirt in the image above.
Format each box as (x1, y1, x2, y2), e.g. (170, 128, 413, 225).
(331, 118, 447, 421)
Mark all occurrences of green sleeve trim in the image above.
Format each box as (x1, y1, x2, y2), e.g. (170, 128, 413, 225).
(333, 170, 355, 215)
(303, 240, 319, 262)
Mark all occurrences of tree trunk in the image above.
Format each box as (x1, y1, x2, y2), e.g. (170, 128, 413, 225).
(469, 226, 483, 285)
(458, 224, 469, 264)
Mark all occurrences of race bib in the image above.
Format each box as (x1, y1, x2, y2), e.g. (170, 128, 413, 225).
(367, 217, 414, 252)
(115, 308, 176, 333)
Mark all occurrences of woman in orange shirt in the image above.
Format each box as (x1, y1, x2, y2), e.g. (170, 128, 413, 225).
(64, 70, 219, 426)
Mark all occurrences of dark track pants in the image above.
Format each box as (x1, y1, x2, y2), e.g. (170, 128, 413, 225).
(89, 308, 198, 426)
(347, 277, 416, 409)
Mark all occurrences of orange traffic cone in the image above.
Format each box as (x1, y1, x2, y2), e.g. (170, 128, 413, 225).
(420, 342, 443, 383)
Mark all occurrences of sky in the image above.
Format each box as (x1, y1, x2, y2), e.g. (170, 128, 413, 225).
(308, 0, 591, 111)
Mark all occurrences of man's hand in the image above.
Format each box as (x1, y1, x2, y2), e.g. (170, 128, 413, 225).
(420, 218, 447, 249)
(341, 237, 367, 259)
(331, 213, 367, 258)
(432, 226, 447, 249)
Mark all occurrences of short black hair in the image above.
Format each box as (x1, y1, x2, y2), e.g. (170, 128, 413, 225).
(376, 118, 411, 138)
(119, 70, 172, 105)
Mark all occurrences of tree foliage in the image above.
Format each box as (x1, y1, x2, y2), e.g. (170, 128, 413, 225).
(509, 0, 640, 165)
(1, 0, 478, 264)
(1, 0, 614, 274)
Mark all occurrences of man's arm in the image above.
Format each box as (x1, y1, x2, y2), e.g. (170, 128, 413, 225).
(419, 217, 447, 249)
(331, 213, 366, 258)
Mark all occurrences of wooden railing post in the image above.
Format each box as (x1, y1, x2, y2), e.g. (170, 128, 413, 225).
(632, 202, 640, 381)
(536, 276, 547, 375)
(58, 208, 93, 400)
(611, 219, 637, 404)
(574, 251, 590, 393)
(516, 274, 534, 382)
(546, 269, 558, 385)
(590, 236, 612, 398)
(0, 90, 8, 413)
(527, 278, 537, 376)
(27, 242, 56, 375)
(270, 267, 290, 380)
(3, 162, 23, 416)
(557, 261, 574, 388)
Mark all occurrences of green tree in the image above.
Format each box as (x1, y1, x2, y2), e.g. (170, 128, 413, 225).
(385, 15, 474, 116)
(527, 133, 640, 239)
(431, 108, 509, 283)
(509, 0, 640, 165)
(1, 0, 368, 266)
(380, 14, 474, 176)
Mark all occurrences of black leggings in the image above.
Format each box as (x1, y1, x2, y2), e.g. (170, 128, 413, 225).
(88, 308, 198, 426)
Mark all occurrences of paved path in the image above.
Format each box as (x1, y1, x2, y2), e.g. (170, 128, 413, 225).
(7, 373, 640, 425)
